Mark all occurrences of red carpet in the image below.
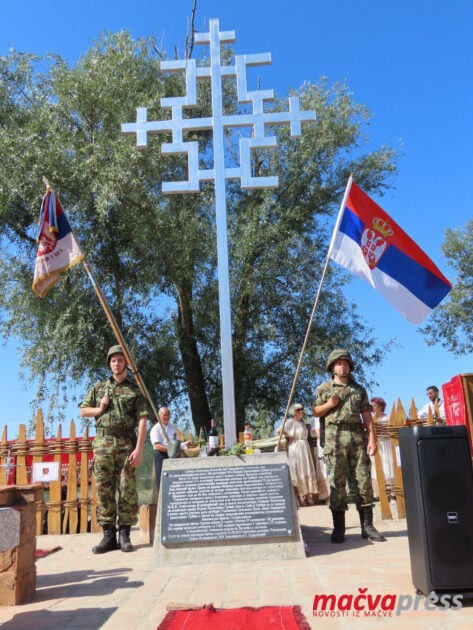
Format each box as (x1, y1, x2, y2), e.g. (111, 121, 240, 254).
(158, 604, 310, 630)
(35, 546, 62, 558)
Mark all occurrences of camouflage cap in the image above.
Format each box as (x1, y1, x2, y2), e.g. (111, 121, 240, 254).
(106, 344, 125, 367)
(325, 348, 355, 372)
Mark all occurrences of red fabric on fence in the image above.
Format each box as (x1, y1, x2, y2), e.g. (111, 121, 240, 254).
(4, 437, 94, 484)
(36, 546, 62, 559)
(157, 605, 311, 630)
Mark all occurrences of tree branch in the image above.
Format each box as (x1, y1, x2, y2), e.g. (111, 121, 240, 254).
(185, 0, 198, 60)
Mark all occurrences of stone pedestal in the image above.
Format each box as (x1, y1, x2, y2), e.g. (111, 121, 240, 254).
(153, 453, 305, 566)
(0, 484, 43, 605)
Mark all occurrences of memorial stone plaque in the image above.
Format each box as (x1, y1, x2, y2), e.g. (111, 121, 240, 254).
(161, 463, 294, 544)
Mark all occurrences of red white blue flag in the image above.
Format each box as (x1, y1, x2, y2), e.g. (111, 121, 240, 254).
(329, 179, 451, 324)
(32, 189, 84, 297)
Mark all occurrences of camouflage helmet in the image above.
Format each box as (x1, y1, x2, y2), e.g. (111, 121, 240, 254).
(325, 348, 355, 372)
(106, 344, 125, 367)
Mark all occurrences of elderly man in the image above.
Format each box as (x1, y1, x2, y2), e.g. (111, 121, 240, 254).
(418, 386, 445, 421)
(312, 349, 386, 544)
(150, 407, 179, 493)
(80, 345, 148, 553)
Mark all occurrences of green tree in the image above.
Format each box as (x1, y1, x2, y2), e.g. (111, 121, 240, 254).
(0, 32, 397, 435)
(422, 220, 473, 354)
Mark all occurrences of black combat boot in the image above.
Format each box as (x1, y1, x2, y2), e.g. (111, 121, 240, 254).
(118, 525, 133, 552)
(92, 525, 118, 554)
(330, 508, 346, 543)
(358, 506, 387, 542)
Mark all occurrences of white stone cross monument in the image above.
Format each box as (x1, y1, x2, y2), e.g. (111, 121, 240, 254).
(122, 19, 315, 447)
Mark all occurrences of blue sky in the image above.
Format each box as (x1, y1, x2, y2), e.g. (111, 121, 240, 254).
(1, 0, 473, 437)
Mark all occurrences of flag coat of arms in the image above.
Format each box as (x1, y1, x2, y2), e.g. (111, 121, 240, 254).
(329, 181, 451, 324)
(32, 189, 84, 297)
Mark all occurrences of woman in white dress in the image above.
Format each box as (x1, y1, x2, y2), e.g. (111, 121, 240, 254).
(371, 397, 395, 494)
(278, 403, 318, 506)
(310, 416, 330, 503)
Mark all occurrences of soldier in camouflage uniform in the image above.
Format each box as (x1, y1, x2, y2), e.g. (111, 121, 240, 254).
(80, 345, 148, 553)
(312, 349, 386, 543)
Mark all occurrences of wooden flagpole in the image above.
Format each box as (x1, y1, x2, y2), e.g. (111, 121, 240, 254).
(276, 175, 353, 450)
(42, 179, 164, 432)
(80, 258, 162, 424)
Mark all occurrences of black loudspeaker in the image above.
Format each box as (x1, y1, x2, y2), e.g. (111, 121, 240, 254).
(399, 425, 473, 597)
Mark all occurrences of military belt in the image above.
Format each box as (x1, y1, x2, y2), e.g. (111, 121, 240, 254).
(328, 421, 364, 432)
(96, 427, 134, 439)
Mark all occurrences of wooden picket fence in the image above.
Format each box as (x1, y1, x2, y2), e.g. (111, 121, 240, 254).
(373, 397, 442, 520)
(0, 410, 100, 536)
(0, 399, 445, 535)
(0, 412, 222, 537)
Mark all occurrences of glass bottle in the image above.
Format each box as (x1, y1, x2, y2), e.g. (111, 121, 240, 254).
(208, 419, 219, 453)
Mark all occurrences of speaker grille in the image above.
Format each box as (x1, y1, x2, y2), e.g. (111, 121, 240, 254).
(433, 525, 472, 565)
(418, 437, 473, 587)
(425, 470, 468, 510)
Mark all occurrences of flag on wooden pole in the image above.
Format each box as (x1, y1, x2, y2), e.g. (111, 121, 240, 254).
(32, 185, 163, 434)
(32, 189, 84, 297)
(329, 180, 451, 324)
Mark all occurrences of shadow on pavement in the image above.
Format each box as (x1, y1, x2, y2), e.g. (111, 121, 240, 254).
(376, 528, 408, 538)
(36, 577, 145, 602)
(34, 568, 144, 602)
(0, 607, 116, 629)
(38, 567, 132, 587)
(131, 542, 152, 551)
(301, 524, 403, 557)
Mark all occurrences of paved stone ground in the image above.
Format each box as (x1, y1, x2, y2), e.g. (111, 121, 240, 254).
(0, 505, 472, 629)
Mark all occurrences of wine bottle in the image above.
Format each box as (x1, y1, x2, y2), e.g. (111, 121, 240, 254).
(208, 419, 219, 454)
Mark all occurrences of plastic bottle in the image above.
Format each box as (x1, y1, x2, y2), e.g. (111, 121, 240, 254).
(243, 425, 254, 454)
(199, 427, 208, 457)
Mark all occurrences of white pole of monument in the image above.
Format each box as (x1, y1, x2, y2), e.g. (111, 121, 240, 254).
(208, 20, 237, 446)
(122, 18, 315, 448)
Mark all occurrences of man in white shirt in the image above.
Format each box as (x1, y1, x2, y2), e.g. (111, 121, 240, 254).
(418, 386, 445, 421)
(150, 407, 178, 492)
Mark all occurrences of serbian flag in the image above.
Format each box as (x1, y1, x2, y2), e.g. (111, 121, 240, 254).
(329, 179, 451, 324)
(32, 189, 84, 297)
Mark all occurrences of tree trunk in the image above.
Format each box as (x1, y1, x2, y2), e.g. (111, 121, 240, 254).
(234, 360, 248, 435)
(233, 293, 251, 434)
(232, 228, 262, 433)
(175, 281, 212, 434)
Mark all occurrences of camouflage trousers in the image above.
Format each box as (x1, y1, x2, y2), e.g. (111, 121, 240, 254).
(93, 436, 138, 527)
(323, 425, 374, 511)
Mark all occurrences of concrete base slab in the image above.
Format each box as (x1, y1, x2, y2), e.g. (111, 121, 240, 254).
(152, 452, 305, 566)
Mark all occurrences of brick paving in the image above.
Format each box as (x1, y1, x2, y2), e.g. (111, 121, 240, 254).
(0, 505, 472, 629)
